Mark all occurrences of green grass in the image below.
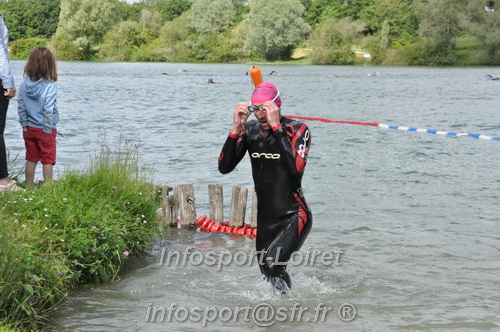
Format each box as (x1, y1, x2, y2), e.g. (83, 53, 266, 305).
(0, 143, 164, 330)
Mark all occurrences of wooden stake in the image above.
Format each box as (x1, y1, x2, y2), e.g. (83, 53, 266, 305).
(208, 184, 224, 224)
(229, 186, 248, 227)
(251, 188, 258, 228)
(161, 185, 177, 226)
(174, 184, 196, 227)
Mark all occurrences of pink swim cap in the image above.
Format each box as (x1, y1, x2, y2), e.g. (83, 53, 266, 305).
(251, 82, 282, 106)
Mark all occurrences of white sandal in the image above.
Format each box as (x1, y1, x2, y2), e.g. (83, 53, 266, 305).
(0, 180, 25, 192)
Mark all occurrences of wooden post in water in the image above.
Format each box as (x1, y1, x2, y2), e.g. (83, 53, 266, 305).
(208, 184, 224, 224)
(250, 188, 258, 228)
(161, 185, 177, 226)
(229, 186, 248, 227)
(174, 184, 196, 227)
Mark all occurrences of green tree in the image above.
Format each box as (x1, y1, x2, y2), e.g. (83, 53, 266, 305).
(99, 21, 143, 61)
(206, 28, 247, 62)
(233, 1, 250, 24)
(300, 0, 313, 12)
(115, 1, 148, 22)
(243, 0, 311, 60)
(189, 0, 235, 35)
(139, 8, 163, 36)
(305, 0, 373, 26)
(154, 0, 192, 22)
(57, 0, 120, 57)
(99, 9, 164, 61)
(160, 9, 191, 46)
(416, 0, 465, 65)
(49, 31, 84, 60)
(460, 0, 500, 65)
(0, 0, 60, 40)
(379, 19, 390, 51)
(185, 0, 237, 61)
(364, 19, 390, 63)
(159, 9, 196, 62)
(359, 0, 417, 37)
(320, 0, 374, 22)
(308, 17, 365, 64)
(305, 0, 335, 26)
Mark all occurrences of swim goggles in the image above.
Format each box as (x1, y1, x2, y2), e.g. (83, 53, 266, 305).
(247, 89, 280, 113)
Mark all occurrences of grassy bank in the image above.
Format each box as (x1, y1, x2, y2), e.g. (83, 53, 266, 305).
(279, 37, 500, 66)
(0, 144, 164, 330)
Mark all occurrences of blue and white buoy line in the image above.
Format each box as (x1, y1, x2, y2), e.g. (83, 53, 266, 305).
(378, 124, 500, 141)
(286, 116, 499, 141)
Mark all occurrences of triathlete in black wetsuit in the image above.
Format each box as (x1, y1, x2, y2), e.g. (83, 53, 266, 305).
(218, 82, 312, 293)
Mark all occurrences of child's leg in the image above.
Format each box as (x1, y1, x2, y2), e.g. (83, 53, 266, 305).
(24, 127, 41, 185)
(38, 128, 56, 184)
(42, 163, 53, 182)
(25, 161, 37, 185)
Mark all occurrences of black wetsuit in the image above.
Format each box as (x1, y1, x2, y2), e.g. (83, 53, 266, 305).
(218, 116, 312, 289)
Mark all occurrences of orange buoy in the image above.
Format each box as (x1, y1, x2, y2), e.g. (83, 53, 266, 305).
(195, 216, 257, 237)
(209, 223, 220, 233)
(250, 66, 263, 88)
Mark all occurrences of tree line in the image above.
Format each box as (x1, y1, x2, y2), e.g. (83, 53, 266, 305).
(0, 0, 498, 65)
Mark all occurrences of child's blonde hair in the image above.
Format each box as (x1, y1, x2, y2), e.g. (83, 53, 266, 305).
(24, 47, 58, 82)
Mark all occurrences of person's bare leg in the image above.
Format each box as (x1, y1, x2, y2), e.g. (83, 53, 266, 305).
(25, 161, 37, 185)
(42, 163, 53, 183)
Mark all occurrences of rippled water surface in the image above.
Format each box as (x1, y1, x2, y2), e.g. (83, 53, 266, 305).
(5, 62, 499, 331)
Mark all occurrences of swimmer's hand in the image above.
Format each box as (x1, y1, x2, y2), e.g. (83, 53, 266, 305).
(230, 103, 250, 135)
(263, 100, 281, 128)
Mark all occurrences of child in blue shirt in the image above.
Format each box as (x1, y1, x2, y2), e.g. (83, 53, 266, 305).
(18, 47, 59, 185)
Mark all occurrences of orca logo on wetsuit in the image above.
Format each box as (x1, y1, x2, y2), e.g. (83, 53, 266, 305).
(251, 152, 281, 159)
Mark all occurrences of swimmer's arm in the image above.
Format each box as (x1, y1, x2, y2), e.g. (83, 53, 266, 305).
(218, 132, 247, 174)
(219, 104, 250, 174)
(273, 123, 311, 177)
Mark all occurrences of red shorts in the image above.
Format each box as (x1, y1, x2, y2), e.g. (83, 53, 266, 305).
(23, 126, 57, 165)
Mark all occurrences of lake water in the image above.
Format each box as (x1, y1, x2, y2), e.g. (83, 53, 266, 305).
(5, 62, 499, 331)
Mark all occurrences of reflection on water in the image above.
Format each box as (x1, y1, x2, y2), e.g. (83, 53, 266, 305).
(5, 63, 498, 330)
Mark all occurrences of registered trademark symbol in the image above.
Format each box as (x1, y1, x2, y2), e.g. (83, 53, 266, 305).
(338, 303, 356, 321)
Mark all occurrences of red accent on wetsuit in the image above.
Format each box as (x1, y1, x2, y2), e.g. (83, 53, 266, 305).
(290, 123, 308, 174)
(294, 191, 309, 236)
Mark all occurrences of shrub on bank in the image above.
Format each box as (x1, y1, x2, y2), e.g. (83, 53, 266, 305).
(9, 38, 48, 60)
(0, 146, 163, 330)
